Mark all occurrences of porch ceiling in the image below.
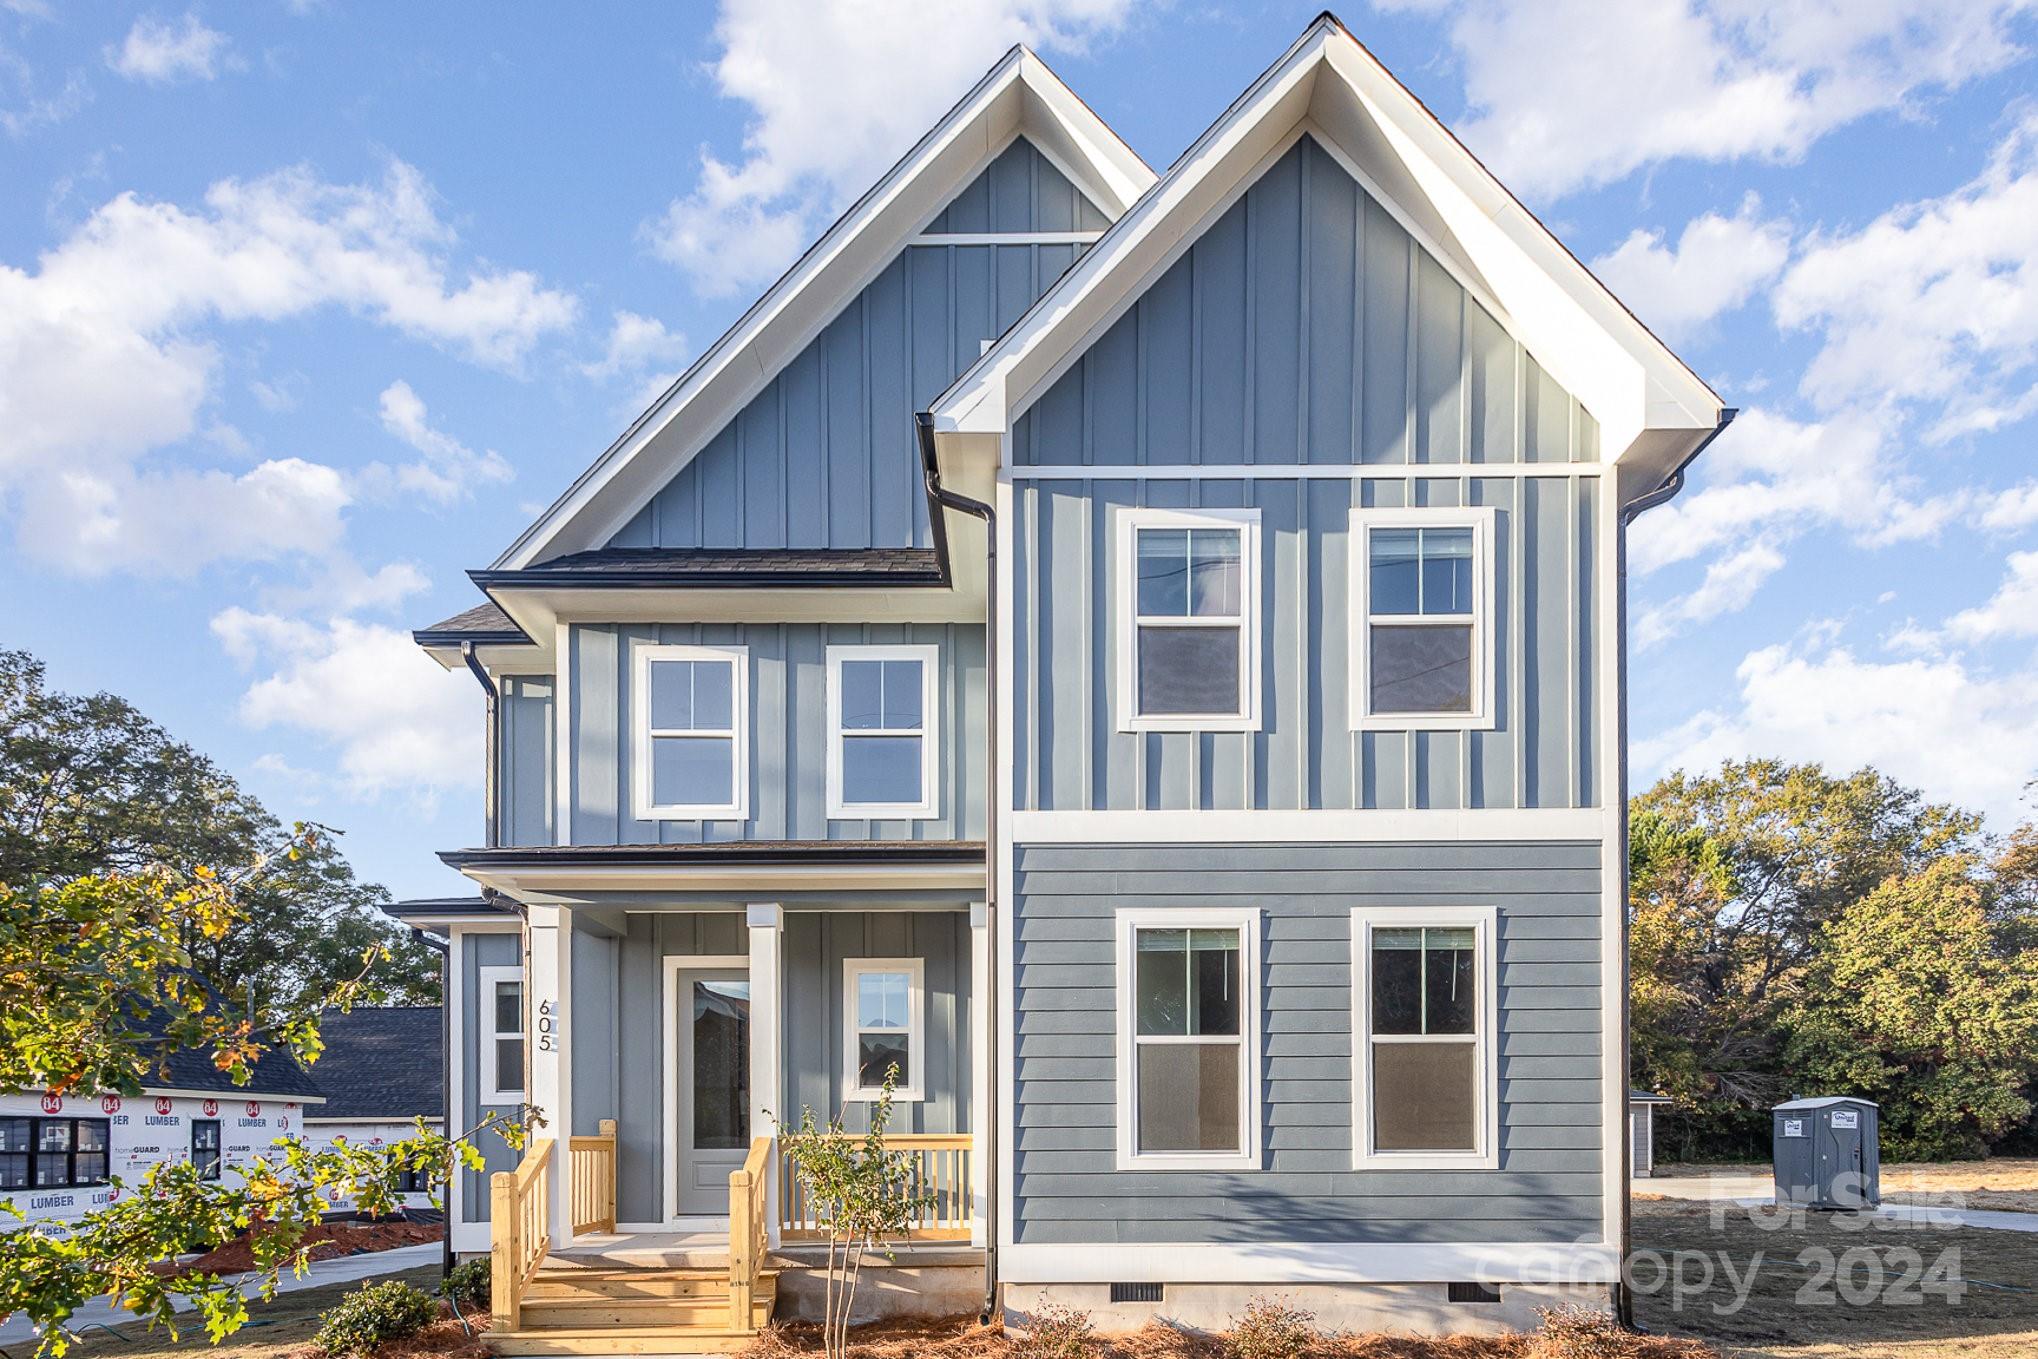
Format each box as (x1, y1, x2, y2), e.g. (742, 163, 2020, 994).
(440, 839, 988, 905)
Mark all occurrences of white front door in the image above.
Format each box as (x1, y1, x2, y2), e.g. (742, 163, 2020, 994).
(673, 967, 751, 1218)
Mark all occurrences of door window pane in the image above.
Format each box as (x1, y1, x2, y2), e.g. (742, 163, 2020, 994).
(841, 735, 922, 805)
(1369, 624, 1472, 713)
(691, 980, 751, 1151)
(1373, 1042, 1476, 1151)
(1137, 626, 1241, 715)
(1137, 1043, 1241, 1153)
(652, 734, 736, 807)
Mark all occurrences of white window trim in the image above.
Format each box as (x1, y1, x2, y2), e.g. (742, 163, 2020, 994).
(630, 642, 750, 821)
(1114, 506, 1263, 733)
(1349, 905, 1499, 1170)
(842, 958, 927, 1102)
(476, 964, 526, 1106)
(1347, 505, 1497, 732)
(824, 644, 941, 820)
(1114, 907, 1262, 1171)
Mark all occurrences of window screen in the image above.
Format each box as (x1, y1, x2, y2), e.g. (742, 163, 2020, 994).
(1369, 926, 1480, 1153)
(1134, 526, 1246, 717)
(1132, 927, 1244, 1154)
(1366, 526, 1476, 715)
(646, 656, 739, 809)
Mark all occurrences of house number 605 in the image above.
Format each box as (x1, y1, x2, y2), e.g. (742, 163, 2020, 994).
(537, 998, 559, 1052)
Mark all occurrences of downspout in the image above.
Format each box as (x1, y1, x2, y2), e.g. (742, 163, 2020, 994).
(460, 643, 500, 848)
(917, 411, 1001, 1325)
(1612, 408, 1734, 1329)
(412, 927, 454, 1280)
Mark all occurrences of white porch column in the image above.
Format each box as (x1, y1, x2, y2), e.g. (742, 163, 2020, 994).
(746, 903, 784, 1247)
(969, 901, 990, 1248)
(527, 904, 574, 1245)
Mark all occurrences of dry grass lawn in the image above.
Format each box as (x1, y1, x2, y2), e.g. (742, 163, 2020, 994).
(44, 1267, 489, 1359)
(1630, 1199, 2038, 1359)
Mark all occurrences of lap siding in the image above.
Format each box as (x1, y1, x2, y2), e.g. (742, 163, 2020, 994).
(1008, 839, 1606, 1247)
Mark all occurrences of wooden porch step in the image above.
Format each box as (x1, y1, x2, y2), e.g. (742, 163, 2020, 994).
(518, 1292, 775, 1330)
(488, 1324, 766, 1356)
(523, 1267, 762, 1300)
(489, 1265, 777, 1356)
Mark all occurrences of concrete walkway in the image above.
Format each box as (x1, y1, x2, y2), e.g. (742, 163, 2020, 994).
(0, 1243, 442, 1350)
(1634, 1177, 2038, 1234)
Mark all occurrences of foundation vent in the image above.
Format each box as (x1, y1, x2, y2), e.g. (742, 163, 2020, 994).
(1109, 1283, 1164, 1303)
(1448, 1282, 1503, 1304)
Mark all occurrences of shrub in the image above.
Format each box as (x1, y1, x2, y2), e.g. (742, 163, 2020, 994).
(1225, 1294, 1318, 1359)
(441, 1258, 491, 1310)
(1532, 1305, 1633, 1359)
(314, 1279, 439, 1356)
(1021, 1293, 1097, 1359)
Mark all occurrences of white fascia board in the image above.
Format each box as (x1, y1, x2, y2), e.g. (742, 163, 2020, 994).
(455, 861, 987, 899)
(494, 50, 1151, 573)
(937, 18, 1723, 474)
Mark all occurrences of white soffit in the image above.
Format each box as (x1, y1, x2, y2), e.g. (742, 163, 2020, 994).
(493, 48, 1154, 572)
(934, 17, 1723, 472)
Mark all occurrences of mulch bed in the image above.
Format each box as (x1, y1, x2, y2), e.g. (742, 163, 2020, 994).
(179, 1219, 442, 1275)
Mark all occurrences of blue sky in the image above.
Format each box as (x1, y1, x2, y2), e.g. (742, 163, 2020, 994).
(4, 1, 2036, 901)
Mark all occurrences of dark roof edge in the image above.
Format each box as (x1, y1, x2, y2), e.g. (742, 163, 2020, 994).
(382, 895, 512, 919)
(440, 841, 987, 870)
(469, 566, 947, 593)
(412, 624, 534, 648)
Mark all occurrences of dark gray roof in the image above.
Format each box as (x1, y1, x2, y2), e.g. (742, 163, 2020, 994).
(440, 840, 985, 870)
(307, 1007, 443, 1121)
(469, 546, 945, 590)
(146, 1034, 325, 1101)
(381, 895, 513, 922)
(413, 601, 532, 648)
(1630, 1089, 1674, 1104)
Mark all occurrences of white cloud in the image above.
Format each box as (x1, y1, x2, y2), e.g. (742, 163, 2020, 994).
(1590, 194, 1791, 343)
(581, 309, 688, 381)
(0, 159, 574, 572)
(1942, 550, 2038, 644)
(107, 13, 238, 85)
(1775, 111, 2038, 437)
(366, 379, 512, 504)
(645, 0, 1138, 296)
(1981, 480, 2038, 532)
(1636, 638, 2038, 829)
(1381, 0, 2034, 200)
(1, 40, 89, 138)
(1633, 540, 1784, 648)
(214, 609, 477, 798)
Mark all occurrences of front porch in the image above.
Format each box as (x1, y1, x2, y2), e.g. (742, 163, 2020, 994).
(485, 897, 989, 1351)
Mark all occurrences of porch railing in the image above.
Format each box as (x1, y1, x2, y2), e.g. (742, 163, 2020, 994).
(778, 1133, 975, 1242)
(728, 1136, 772, 1329)
(489, 1137, 554, 1332)
(569, 1119, 618, 1235)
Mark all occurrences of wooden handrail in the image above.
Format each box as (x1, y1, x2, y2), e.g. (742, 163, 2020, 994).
(569, 1119, 618, 1235)
(489, 1138, 555, 1333)
(728, 1136, 772, 1330)
(778, 1133, 975, 1242)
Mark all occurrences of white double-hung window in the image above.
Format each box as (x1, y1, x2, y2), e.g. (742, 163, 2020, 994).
(1350, 906, 1497, 1168)
(632, 643, 748, 820)
(1349, 507, 1495, 729)
(826, 645, 939, 819)
(476, 964, 525, 1107)
(1114, 908, 1261, 1170)
(1116, 507, 1261, 731)
(843, 958, 925, 1101)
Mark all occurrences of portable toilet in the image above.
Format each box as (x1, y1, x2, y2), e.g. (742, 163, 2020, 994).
(1772, 1097, 1880, 1208)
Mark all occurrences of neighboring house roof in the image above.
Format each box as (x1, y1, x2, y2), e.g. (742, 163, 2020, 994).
(490, 45, 1154, 574)
(1774, 1096, 1879, 1111)
(143, 1036, 326, 1102)
(380, 895, 513, 923)
(1629, 1090, 1674, 1105)
(306, 1007, 444, 1122)
(468, 547, 946, 591)
(930, 13, 1728, 508)
(413, 601, 531, 649)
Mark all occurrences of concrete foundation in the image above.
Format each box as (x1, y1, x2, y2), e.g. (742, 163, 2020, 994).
(774, 1247, 986, 1324)
(1004, 1281, 1613, 1338)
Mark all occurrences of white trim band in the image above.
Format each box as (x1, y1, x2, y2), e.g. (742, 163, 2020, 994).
(1010, 808, 1602, 842)
(998, 1241, 1620, 1285)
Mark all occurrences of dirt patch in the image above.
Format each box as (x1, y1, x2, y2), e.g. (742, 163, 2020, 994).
(1630, 1198, 2038, 1359)
(1652, 1160, 2038, 1198)
(179, 1220, 442, 1275)
(739, 1314, 1716, 1359)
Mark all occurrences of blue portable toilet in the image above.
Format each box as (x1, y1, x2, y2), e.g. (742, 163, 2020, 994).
(1772, 1097, 1880, 1209)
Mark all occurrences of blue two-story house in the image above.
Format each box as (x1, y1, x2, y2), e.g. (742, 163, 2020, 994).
(407, 15, 1727, 1351)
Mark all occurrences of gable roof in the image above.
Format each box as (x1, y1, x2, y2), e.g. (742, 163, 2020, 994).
(493, 45, 1154, 573)
(305, 1006, 444, 1121)
(931, 13, 1727, 505)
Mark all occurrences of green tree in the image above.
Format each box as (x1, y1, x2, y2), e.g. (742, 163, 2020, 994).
(0, 650, 438, 1007)
(1784, 857, 2038, 1158)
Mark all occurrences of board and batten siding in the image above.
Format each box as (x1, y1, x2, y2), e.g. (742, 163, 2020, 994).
(499, 676, 554, 847)
(1009, 841, 1603, 1245)
(596, 911, 973, 1224)
(1012, 472, 1598, 812)
(458, 930, 522, 1224)
(565, 621, 987, 843)
(605, 139, 1103, 553)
